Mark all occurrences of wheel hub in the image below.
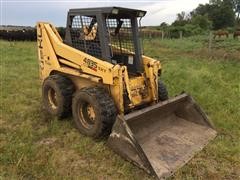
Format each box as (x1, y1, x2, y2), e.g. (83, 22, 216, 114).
(78, 102, 96, 129)
(87, 104, 96, 121)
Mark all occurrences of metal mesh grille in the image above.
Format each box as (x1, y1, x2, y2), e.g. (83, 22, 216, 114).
(70, 15, 101, 58)
(106, 18, 134, 56)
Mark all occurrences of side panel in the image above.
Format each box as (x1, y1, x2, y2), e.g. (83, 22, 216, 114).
(110, 66, 125, 114)
(68, 74, 105, 90)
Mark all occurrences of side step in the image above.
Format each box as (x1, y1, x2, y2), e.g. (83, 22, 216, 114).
(107, 93, 217, 179)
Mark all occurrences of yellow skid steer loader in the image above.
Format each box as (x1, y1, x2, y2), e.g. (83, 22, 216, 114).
(37, 7, 217, 179)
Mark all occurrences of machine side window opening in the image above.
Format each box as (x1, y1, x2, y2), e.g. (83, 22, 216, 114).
(106, 18, 135, 55)
(70, 15, 101, 58)
(106, 18, 135, 65)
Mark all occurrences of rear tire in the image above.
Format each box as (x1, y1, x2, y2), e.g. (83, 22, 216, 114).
(42, 74, 75, 119)
(72, 87, 117, 138)
(158, 80, 169, 101)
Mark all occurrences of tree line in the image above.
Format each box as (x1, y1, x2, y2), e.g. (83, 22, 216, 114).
(159, 0, 240, 37)
(1, 1, 240, 41)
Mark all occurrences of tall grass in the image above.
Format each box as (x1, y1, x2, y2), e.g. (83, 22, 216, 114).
(0, 39, 240, 179)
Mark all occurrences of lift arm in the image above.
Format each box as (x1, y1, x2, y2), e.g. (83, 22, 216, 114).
(37, 22, 120, 85)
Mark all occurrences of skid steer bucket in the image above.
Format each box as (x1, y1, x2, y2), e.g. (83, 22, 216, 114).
(107, 93, 217, 179)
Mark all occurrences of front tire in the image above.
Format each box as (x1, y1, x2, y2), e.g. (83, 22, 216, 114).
(158, 80, 169, 101)
(72, 87, 117, 138)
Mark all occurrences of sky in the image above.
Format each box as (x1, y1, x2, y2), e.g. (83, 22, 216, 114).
(1, 0, 209, 27)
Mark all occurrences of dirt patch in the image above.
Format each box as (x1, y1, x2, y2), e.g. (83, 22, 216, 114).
(50, 149, 91, 177)
(38, 137, 57, 146)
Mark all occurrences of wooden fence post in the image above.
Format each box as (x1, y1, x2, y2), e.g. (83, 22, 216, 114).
(208, 31, 213, 52)
(179, 31, 183, 39)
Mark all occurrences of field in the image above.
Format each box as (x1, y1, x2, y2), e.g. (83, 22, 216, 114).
(0, 37, 240, 179)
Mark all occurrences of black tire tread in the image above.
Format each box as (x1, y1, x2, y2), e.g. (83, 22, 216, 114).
(43, 74, 75, 118)
(158, 80, 169, 101)
(73, 86, 117, 138)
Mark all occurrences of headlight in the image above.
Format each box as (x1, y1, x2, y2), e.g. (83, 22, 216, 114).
(112, 8, 119, 14)
(138, 11, 145, 17)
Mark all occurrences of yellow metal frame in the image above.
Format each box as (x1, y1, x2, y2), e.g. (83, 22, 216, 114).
(37, 22, 162, 114)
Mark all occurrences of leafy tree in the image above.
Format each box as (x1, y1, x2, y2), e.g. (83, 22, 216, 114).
(167, 0, 239, 36)
(183, 24, 204, 36)
(191, 14, 212, 29)
(191, 4, 212, 16)
(177, 11, 186, 21)
(172, 11, 190, 26)
(160, 22, 169, 28)
(191, 0, 235, 29)
(212, 0, 235, 29)
(210, 0, 222, 5)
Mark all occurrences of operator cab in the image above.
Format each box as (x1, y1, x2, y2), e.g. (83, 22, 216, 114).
(64, 7, 146, 73)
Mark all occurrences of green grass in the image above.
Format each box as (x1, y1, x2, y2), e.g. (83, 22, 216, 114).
(145, 35, 240, 54)
(144, 37, 204, 51)
(144, 35, 240, 61)
(1, 39, 240, 179)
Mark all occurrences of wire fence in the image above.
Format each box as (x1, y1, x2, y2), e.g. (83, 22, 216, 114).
(1, 26, 239, 54)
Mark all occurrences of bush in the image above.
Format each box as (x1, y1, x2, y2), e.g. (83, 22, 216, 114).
(191, 14, 212, 30)
(226, 27, 234, 33)
(168, 26, 184, 38)
(167, 24, 204, 38)
(183, 24, 204, 36)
